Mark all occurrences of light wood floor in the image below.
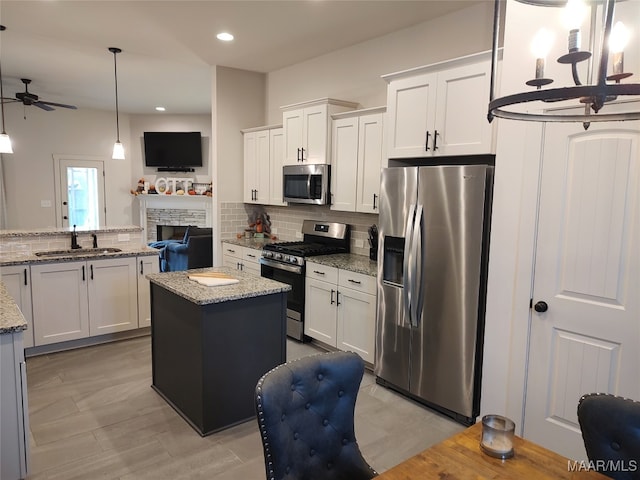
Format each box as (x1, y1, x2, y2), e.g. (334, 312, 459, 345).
(25, 336, 464, 479)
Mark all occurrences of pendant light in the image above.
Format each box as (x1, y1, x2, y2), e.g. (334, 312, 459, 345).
(109, 47, 124, 159)
(0, 25, 13, 154)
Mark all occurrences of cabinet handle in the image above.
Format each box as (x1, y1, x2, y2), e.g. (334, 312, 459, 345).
(433, 130, 439, 151)
(348, 278, 362, 285)
(373, 193, 378, 210)
(228, 249, 236, 254)
(82, 265, 85, 281)
(140, 260, 144, 275)
(425, 131, 431, 151)
(336, 290, 341, 306)
(297, 148, 301, 162)
(301, 147, 305, 162)
(313, 270, 325, 275)
(90, 264, 94, 280)
(23, 268, 28, 286)
(247, 254, 256, 258)
(330, 289, 335, 304)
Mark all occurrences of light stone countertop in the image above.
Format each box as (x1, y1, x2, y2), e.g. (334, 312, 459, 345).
(306, 253, 378, 277)
(0, 246, 159, 267)
(221, 237, 273, 250)
(0, 225, 143, 238)
(147, 266, 291, 306)
(0, 282, 27, 334)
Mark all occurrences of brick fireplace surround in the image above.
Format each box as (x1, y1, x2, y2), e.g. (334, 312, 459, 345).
(138, 195, 212, 243)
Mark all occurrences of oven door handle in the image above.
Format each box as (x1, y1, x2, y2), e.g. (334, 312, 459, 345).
(260, 257, 303, 275)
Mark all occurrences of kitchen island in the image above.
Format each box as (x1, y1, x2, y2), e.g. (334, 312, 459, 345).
(146, 267, 290, 436)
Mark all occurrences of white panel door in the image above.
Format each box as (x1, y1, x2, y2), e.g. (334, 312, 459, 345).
(523, 123, 640, 460)
(283, 109, 304, 165)
(138, 255, 159, 328)
(243, 132, 257, 203)
(434, 60, 492, 156)
(303, 104, 329, 164)
(356, 113, 384, 213)
(331, 116, 359, 212)
(304, 277, 337, 345)
(255, 129, 271, 204)
(269, 128, 286, 206)
(87, 257, 138, 336)
(386, 72, 437, 159)
(336, 287, 376, 363)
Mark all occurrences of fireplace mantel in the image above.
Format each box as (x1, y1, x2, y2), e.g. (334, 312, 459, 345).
(137, 195, 213, 242)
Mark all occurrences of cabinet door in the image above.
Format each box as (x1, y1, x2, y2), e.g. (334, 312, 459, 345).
(330, 116, 359, 212)
(303, 104, 329, 164)
(386, 72, 437, 159)
(356, 113, 384, 213)
(31, 261, 89, 345)
(243, 132, 257, 202)
(283, 109, 304, 165)
(87, 257, 138, 336)
(269, 128, 286, 206)
(337, 287, 376, 363)
(242, 247, 261, 276)
(434, 60, 492, 156)
(304, 277, 337, 346)
(138, 255, 159, 328)
(1, 265, 34, 348)
(255, 129, 271, 204)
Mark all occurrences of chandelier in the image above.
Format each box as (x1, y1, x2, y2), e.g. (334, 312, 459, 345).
(488, 0, 640, 127)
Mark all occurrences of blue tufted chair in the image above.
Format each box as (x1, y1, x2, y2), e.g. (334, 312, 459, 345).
(577, 392, 640, 479)
(255, 351, 378, 480)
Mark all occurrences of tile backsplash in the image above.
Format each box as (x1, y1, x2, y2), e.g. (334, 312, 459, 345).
(220, 202, 378, 257)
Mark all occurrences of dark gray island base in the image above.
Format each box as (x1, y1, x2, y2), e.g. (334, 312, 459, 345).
(147, 267, 291, 436)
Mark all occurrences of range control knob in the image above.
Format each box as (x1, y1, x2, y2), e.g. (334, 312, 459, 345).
(275, 253, 283, 261)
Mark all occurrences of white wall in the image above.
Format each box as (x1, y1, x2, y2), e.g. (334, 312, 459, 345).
(1, 106, 132, 229)
(266, 2, 495, 122)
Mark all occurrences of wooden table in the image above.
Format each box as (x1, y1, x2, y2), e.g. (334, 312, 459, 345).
(377, 422, 608, 479)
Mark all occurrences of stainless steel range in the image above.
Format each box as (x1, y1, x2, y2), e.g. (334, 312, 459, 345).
(260, 220, 350, 341)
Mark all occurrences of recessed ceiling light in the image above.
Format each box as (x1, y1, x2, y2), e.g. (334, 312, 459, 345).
(155, 106, 166, 112)
(216, 32, 234, 42)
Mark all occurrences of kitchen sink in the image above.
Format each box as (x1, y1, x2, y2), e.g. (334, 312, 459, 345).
(35, 247, 123, 257)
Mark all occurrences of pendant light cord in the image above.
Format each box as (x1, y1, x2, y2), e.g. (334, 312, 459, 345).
(0, 25, 7, 135)
(110, 47, 121, 143)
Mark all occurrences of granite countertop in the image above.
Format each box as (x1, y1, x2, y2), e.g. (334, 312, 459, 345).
(0, 225, 143, 239)
(147, 266, 291, 306)
(221, 237, 273, 250)
(0, 282, 27, 334)
(306, 253, 378, 277)
(0, 246, 159, 267)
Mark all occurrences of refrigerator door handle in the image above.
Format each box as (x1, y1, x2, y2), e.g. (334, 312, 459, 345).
(410, 204, 424, 328)
(403, 203, 416, 325)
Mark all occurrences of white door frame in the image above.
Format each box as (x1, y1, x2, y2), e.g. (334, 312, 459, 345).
(53, 154, 107, 228)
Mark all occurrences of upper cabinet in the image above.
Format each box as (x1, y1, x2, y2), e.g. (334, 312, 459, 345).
(242, 125, 284, 206)
(331, 107, 385, 213)
(281, 98, 358, 165)
(384, 52, 494, 159)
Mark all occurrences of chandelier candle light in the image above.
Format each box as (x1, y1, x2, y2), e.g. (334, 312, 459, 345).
(109, 47, 125, 160)
(488, 0, 639, 127)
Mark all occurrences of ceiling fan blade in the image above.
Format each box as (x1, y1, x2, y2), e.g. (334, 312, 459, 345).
(33, 102, 55, 111)
(1, 97, 20, 104)
(37, 101, 78, 110)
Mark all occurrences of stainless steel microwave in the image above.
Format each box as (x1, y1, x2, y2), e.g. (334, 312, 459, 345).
(283, 164, 330, 205)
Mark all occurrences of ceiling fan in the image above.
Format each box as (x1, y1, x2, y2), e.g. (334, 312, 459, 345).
(1, 78, 77, 111)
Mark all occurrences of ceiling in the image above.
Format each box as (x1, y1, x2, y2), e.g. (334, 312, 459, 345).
(0, 1, 482, 115)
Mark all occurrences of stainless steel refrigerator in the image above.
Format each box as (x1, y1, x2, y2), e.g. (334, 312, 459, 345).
(375, 164, 493, 425)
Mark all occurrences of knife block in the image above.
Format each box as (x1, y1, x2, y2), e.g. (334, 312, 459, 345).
(369, 246, 377, 261)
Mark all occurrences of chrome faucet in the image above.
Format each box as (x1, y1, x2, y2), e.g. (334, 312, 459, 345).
(71, 224, 81, 249)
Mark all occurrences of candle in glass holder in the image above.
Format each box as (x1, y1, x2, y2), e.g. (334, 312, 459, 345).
(480, 414, 515, 459)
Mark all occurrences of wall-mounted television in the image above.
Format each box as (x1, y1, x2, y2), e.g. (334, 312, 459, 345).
(143, 132, 203, 170)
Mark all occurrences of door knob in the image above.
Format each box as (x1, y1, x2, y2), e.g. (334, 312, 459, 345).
(534, 301, 548, 313)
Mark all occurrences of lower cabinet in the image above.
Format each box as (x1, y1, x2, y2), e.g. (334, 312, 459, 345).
(0, 330, 29, 480)
(30, 257, 139, 346)
(305, 262, 376, 363)
(222, 243, 261, 276)
(1, 266, 34, 348)
(137, 255, 159, 328)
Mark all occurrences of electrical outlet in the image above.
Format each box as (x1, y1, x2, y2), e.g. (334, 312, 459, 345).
(354, 239, 364, 249)
(271, 227, 278, 235)
(41, 200, 52, 208)
(117, 233, 130, 242)
(295, 231, 303, 239)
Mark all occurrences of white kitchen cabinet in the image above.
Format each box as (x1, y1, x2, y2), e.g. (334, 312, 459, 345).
(268, 127, 286, 206)
(31, 257, 138, 346)
(0, 330, 29, 480)
(305, 262, 376, 363)
(137, 255, 159, 328)
(384, 53, 493, 158)
(1, 265, 34, 348)
(243, 128, 270, 204)
(331, 108, 385, 213)
(222, 242, 261, 276)
(282, 98, 358, 165)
